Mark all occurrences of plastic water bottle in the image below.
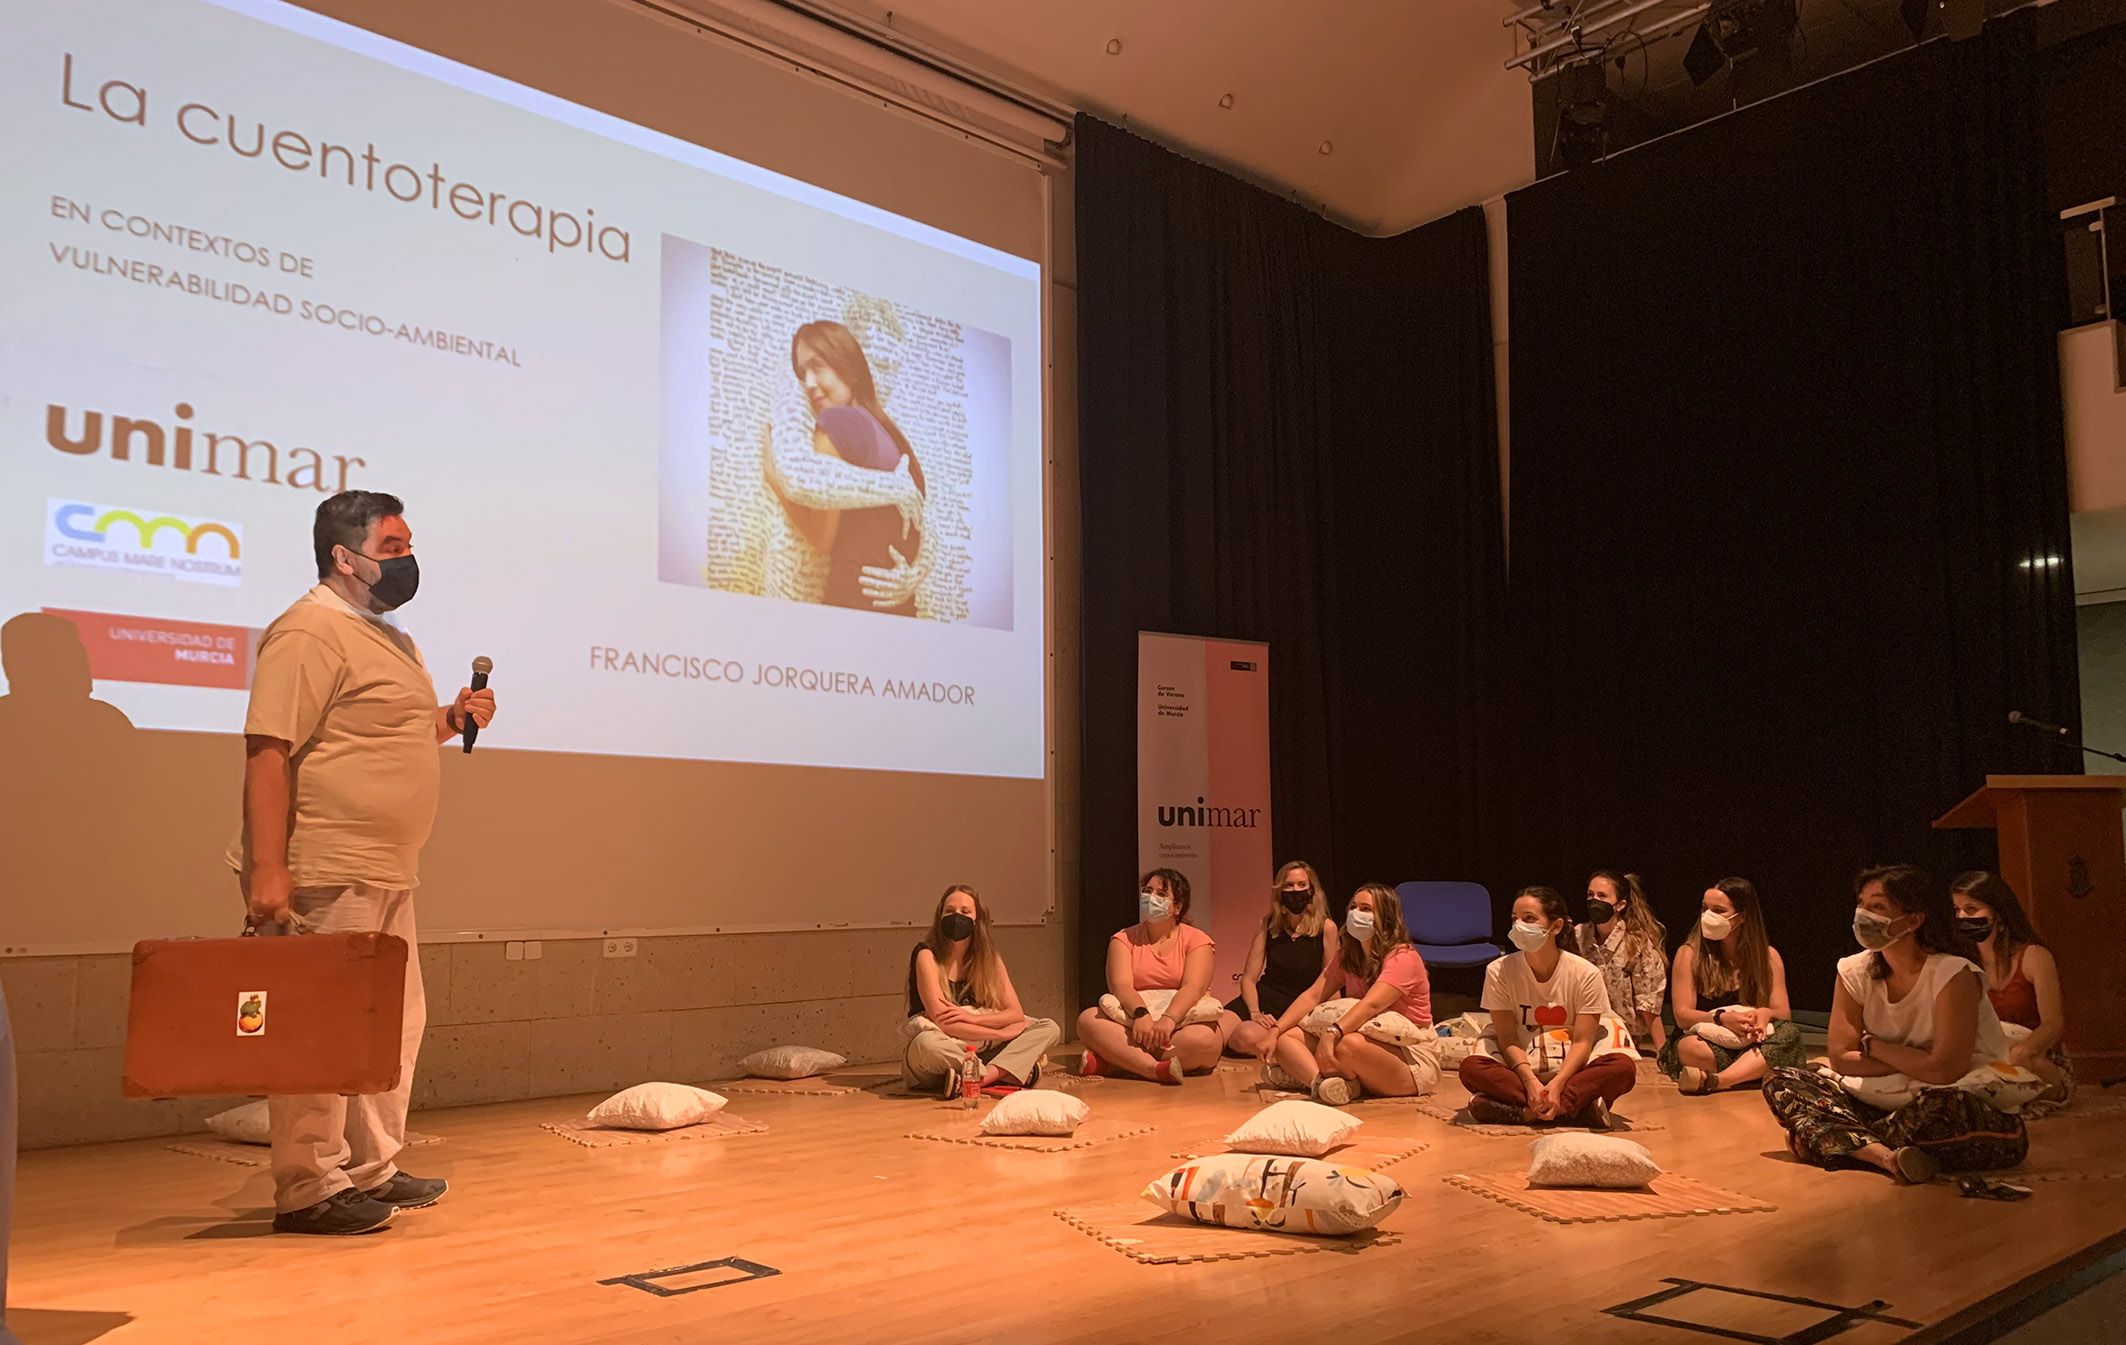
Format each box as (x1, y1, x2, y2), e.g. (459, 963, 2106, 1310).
(960, 1044, 981, 1109)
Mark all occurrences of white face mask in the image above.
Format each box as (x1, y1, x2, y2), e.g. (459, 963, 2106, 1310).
(1853, 907, 1903, 952)
(1345, 909, 1376, 940)
(1509, 920, 1551, 952)
(1139, 890, 1172, 924)
(1699, 910, 1735, 942)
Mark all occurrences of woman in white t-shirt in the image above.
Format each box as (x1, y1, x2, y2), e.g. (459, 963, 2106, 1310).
(1459, 886, 1638, 1128)
(1763, 865, 2031, 1184)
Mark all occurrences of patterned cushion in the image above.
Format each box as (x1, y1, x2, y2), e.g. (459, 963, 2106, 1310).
(1140, 1154, 1404, 1236)
(1301, 997, 1431, 1047)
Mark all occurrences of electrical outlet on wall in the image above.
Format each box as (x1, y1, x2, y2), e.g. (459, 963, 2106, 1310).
(602, 937, 637, 958)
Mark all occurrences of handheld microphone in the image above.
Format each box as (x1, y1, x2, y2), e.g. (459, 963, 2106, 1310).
(2007, 710, 2071, 738)
(463, 655, 492, 754)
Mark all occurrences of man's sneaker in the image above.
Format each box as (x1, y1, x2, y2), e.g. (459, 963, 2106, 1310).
(272, 1189, 396, 1236)
(364, 1173, 448, 1210)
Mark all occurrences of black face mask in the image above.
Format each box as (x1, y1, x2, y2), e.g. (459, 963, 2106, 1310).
(939, 912, 976, 942)
(1587, 900, 1617, 925)
(347, 548, 420, 610)
(1954, 916, 1994, 943)
(1279, 890, 1313, 915)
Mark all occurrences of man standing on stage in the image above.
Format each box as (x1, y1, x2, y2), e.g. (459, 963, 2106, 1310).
(232, 490, 494, 1235)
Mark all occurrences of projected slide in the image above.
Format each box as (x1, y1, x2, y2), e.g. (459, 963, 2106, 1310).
(0, 0, 1045, 779)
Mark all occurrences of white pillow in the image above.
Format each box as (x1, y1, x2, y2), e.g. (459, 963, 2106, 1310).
(979, 1089, 1089, 1137)
(204, 1099, 271, 1145)
(1141, 1154, 1404, 1236)
(740, 1046, 848, 1080)
(1527, 1133, 1661, 1190)
(1836, 1060, 2047, 1114)
(585, 1083, 728, 1131)
(1300, 997, 1431, 1047)
(1222, 1099, 1363, 1158)
(1438, 1012, 1491, 1039)
(1097, 989, 1224, 1026)
(1688, 1021, 1750, 1050)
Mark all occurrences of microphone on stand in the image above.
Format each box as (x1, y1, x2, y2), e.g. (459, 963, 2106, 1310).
(2006, 711, 2072, 738)
(463, 655, 492, 754)
(2008, 710, 2126, 765)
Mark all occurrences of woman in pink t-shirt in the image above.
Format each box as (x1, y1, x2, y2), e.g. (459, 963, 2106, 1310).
(1262, 884, 1441, 1105)
(1075, 869, 1226, 1084)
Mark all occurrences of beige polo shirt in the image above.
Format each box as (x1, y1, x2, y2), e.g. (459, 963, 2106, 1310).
(227, 585, 441, 888)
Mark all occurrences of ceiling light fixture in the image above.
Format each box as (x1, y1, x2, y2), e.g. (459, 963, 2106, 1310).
(1318, 140, 1333, 155)
(1105, 37, 1121, 55)
(1218, 92, 1234, 109)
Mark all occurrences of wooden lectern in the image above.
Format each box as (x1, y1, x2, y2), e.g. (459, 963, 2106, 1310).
(1934, 775, 2126, 1073)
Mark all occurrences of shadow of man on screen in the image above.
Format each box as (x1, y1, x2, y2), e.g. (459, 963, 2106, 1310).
(0, 612, 144, 942)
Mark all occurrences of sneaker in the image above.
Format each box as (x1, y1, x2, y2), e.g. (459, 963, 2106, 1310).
(272, 1189, 396, 1236)
(1263, 1062, 1301, 1091)
(1465, 1096, 1525, 1126)
(1580, 1099, 1615, 1131)
(1893, 1146, 1940, 1186)
(1312, 1076, 1359, 1106)
(1077, 1051, 1107, 1079)
(1152, 1057, 1185, 1086)
(364, 1173, 448, 1210)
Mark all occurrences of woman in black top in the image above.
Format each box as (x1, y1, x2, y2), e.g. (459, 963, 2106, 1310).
(901, 885, 1060, 1097)
(1221, 861, 1339, 1059)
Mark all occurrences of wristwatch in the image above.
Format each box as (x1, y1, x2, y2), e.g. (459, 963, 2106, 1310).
(1859, 1030, 1874, 1059)
(1325, 1024, 1345, 1041)
(1129, 1006, 1150, 1021)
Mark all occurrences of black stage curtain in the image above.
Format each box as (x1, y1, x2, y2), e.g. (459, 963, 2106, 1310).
(1504, 14, 2077, 1008)
(1074, 116, 1505, 1002)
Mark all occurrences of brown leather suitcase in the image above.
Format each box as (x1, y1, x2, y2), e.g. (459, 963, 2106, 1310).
(123, 932, 407, 1098)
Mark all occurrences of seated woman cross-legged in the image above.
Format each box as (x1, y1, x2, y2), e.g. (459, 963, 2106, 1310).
(1261, 883, 1440, 1106)
(1954, 870, 2073, 1111)
(1219, 860, 1338, 1062)
(1763, 865, 2032, 1185)
(1658, 877, 1807, 1096)
(1075, 869, 1229, 1084)
(901, 885, 1061, 1098)
(1459, 886, 1638, 1128)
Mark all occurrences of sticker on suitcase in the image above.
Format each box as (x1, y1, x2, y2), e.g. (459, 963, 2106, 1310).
(237, 991, 267, 1037)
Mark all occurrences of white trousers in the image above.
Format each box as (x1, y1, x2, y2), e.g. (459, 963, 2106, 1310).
(266, 884, 425, 1213)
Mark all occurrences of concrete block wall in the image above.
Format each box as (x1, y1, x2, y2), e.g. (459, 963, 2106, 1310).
(1, 923, 1068, 1149)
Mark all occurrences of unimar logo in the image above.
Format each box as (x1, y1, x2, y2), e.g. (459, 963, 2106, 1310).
(45, 499, 243, 586)
(1154, 795, 1264, 829)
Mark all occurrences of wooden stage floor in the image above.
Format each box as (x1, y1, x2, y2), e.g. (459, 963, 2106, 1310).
(13, 1058, 2126, 1345)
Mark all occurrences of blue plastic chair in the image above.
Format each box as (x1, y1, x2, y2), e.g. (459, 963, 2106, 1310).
(1393, 880, 1503, 969)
